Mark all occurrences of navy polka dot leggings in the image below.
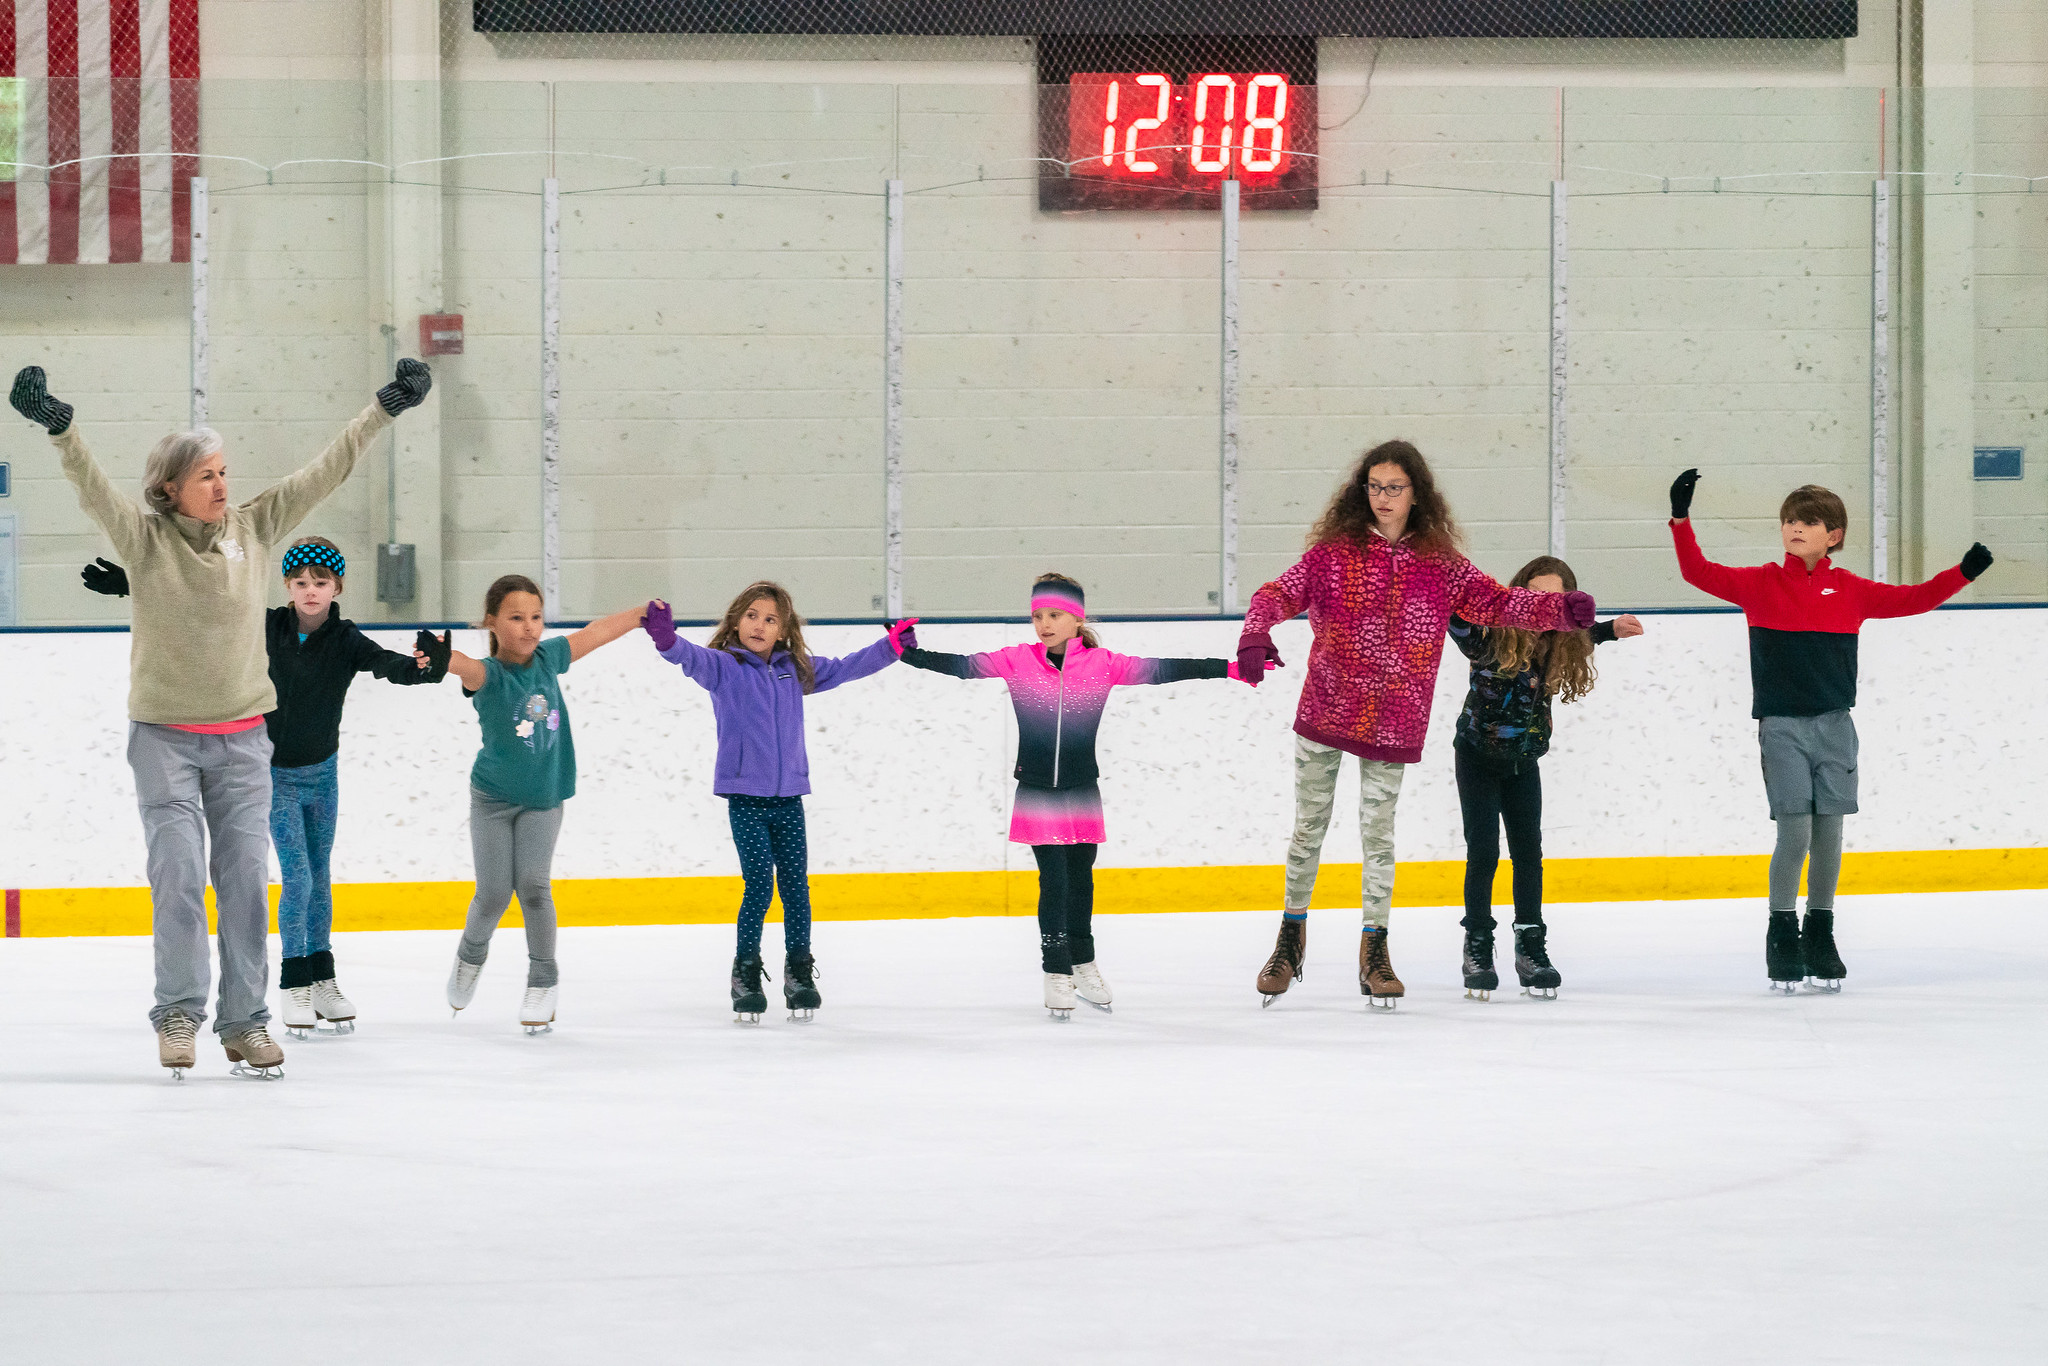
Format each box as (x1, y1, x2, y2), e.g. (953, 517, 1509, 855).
(727, 794, 812, 959)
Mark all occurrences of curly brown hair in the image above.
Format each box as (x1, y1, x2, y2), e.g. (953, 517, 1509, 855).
(1311, 439, 1464, 555)
(1483, 556, 1598, 705)
(709, 581, 816, 692)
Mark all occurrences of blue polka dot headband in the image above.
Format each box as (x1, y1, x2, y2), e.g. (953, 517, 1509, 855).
(281, 542, 346, 579)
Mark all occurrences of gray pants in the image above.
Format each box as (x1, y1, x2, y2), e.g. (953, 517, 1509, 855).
(458, 788, 563, 988)
(127, 722, 275, 1035)
(1770, 814, 1844, 913)
(1284, 735, 1407, 930)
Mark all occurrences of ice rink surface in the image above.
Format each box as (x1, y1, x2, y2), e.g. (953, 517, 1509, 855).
(3, 893, 2043, 1365)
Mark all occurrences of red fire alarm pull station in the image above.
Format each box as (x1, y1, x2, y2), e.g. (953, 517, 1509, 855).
(420, 313, 464, 356)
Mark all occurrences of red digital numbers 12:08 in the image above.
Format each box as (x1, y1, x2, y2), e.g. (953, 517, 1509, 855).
(1069, 72, 1298, 185)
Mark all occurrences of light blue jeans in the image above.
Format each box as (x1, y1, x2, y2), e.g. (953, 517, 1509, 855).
(271, 755, 340, 960)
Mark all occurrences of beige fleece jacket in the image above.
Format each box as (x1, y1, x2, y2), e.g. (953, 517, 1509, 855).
(56, 403, 395, 724)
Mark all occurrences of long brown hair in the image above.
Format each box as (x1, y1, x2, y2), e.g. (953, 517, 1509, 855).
(709, 581, 816, 691)
(1033, 572, 1100, 649)
(1310, 439, 1463, 555)
(480, 573, 542, 659)
(1485, 556, 1597, 704)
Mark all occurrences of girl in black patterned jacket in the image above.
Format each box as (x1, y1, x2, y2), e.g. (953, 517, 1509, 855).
(1446, 555, 1641, 1000)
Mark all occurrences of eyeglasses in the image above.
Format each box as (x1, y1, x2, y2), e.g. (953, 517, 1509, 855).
(1366, 481, 1411, 498)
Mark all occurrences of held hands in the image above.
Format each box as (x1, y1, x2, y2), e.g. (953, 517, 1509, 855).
(376, 358, 433, 417)
(1960, 543, 1994, 582)
(413, 629, 452, 681)
(10, 366, 74, 435)
(1669, 468, 1701, 521)
(1562, 591, 1597, 631)
(80, 558, 129, 597)
(1234, 630, 1284, 687)
(887, 617, 919, 655)
(1612, 613, 1645, 639)
(642, 599, 678, 652)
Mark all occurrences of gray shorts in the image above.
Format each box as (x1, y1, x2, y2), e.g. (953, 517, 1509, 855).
(1758, 711, 1859, 819)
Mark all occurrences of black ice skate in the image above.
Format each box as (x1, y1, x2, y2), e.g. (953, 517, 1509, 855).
(784, 952, 822, 1021)
(1514, 922, 1561, 999)
(1462, 925, 1498, 1001)
(1801, 908, 1846, 993)
(1766, 910, 1806, 994)
(732, 955, 770, 1023)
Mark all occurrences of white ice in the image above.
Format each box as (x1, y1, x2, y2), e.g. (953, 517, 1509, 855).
(3, 893, 2044, 1364)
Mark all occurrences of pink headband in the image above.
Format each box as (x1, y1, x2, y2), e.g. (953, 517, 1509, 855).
(1030, 585, 1086, 621)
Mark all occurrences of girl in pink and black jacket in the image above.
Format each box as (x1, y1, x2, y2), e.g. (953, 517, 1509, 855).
(1235, 440, 1594, 1009)
(902, 573, 1250, 1018)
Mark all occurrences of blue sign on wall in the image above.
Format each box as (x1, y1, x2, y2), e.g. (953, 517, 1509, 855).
(0, 462, 9, 497)
(1974, 447, 2024, 481)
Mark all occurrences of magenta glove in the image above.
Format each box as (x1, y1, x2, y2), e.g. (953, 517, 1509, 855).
(1236, 630, 1282, 686)
(1562, 591, 1596, 631)
(643, 599, 677, 652)
(887, 617, 920, 655)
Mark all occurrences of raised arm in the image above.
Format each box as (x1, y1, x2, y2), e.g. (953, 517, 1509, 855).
(1854, 562, 1971, 620)
(643, 599, 736, 689)
(13, 369, 148, 561)
(244, 360, 430, 547)
(809, 633, 903, 694)
(566, 603, 648, 664)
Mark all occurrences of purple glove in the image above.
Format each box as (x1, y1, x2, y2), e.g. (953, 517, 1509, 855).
(643, 599, 677, 652)
(887, 617, 920, 655)
(1236, 630, 1283, 686)
(1562, 590, 1597, 631)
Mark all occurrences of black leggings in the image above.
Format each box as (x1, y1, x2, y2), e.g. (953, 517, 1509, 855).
(1455, 746, 1544, 931)
(1031, 843, 1098, 973)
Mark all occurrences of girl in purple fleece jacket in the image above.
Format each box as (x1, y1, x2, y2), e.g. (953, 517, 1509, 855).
(643, 582, 915, 1022)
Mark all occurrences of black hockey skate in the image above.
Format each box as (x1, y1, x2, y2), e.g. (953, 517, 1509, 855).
(784, 952, 822, 1021)
(1514, 922, 1561, 999)
(1462, 925, 1498, 1001)
(1766, 910, 1806, 994)
(731, 955, 770, 1023)
(1801, 908, 1846, 993)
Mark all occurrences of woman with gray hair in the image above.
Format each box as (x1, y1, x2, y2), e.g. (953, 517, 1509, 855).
(9, 361, 431, 1078)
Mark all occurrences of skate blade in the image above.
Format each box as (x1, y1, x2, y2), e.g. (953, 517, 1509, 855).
(1079, 998, 1113, 1013)
(522, 1023, 554, 1035)
(1260, 992, 1280, 1008)
(1464, 987, 1492, 1002)
(165, 1067, 187, 1082)
(1769, 980, 1803, 995)
(787, 1008, 816, 1023)
(1521, 986, 1558, 1000)
(1366, 996, 1399, 1011)
(285, 1025, 313, 1039)
(734, 1012, 763, 1025)
(228, 1062, 284, 1080)
(317, 1018, 357, 1033)
(1046, 1008, 1073, 1021)
(1804, 978, 1843, 994)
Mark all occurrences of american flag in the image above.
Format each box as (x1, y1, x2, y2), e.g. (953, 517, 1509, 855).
(2, 0, 199, 264)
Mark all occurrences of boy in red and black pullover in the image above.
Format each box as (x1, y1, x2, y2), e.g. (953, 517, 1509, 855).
(1667, 469, 1993, 991)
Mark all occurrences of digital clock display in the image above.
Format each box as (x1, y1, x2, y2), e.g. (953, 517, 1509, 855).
(1038, 36, 1319, 211)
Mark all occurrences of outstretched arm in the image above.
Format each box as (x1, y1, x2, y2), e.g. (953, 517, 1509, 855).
(1452, 559, 1591, 633)
(244, 360, 431, 547)
(566, 603, 648, 664)
(1105, 651, 1232, 687)
(440, 648, 488, 693)
(15, 369, 147, 560)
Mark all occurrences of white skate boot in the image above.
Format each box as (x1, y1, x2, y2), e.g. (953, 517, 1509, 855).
(1044, 972, 1076, 1021)
(447, 954, 483, 1014)
(281, 987, 318, 1037)
(1072, 961, 1113, 1012)
(520, 984, 558, 1035)
(311, 979, 357, 1033)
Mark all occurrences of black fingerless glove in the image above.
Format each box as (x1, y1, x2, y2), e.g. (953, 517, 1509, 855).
(11, 366, 74, 435)
(1669, 468, 1701, 521)
(377, 358, 433, 417)
(415, 628, 452, 681)
(1960, 542, 1993, 582)
(81, 558, 129, 597)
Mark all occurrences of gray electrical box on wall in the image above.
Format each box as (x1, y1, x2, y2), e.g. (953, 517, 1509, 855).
(377, 543, 417, 603)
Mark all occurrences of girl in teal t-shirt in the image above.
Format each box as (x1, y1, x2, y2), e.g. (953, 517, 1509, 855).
(423, 573, 649, 1034)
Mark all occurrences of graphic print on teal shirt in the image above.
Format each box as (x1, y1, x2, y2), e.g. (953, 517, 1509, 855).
(467, 634, 576, 808)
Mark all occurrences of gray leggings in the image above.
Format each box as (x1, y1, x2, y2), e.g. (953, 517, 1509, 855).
(1770, 813, 1843, 913)
(458, 788, 564, 988)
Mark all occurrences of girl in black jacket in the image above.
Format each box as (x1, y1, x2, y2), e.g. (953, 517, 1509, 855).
(1446, 555, 1641, 1001)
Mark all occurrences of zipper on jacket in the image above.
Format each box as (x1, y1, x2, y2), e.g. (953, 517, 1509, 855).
(1051, 644, 1067, 787)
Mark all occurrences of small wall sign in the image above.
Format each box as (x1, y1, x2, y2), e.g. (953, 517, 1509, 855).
(1973, 446, 2023, 480)
(419, 313, 465, 356)
(0, 462, 9, 497)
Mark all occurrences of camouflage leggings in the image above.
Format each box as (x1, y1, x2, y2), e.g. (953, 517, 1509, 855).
(1283, 735, 1407, 929)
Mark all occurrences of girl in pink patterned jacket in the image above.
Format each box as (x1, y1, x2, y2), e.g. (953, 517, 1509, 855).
(1235, 440, 1593, 1010)
(903, 573, 1251, 1019)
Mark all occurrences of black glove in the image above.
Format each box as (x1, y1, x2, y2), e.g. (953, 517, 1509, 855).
(414, 628, 452, 681)
(10, 366, 74, 435)
(1959, 543, 1993, 582)
(1669, 468, 1701, 521)
(376, 358, 433, 417)
(81, 558, 129, 597)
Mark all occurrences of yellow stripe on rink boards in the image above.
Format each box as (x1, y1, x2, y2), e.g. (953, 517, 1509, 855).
(4, 847, 2045, 938)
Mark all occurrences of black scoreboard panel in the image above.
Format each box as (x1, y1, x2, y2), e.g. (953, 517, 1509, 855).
(474, 3, 1857, 40)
